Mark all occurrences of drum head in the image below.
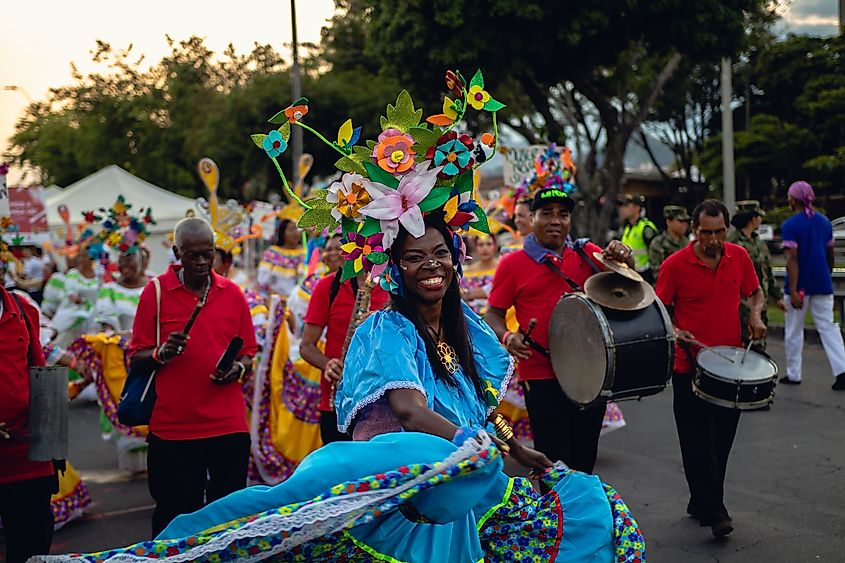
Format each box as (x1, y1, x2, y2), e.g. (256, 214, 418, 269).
(697, 346, 778, 382)
(549, 294, 609, 405)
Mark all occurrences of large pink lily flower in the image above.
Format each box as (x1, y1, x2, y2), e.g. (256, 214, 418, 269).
(360, 162, 442, 248)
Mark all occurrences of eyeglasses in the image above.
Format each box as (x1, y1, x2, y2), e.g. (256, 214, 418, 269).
(400, 247, 453, 267)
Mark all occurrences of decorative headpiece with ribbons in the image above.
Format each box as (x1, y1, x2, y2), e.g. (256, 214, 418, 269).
(196, 158, 261, 254)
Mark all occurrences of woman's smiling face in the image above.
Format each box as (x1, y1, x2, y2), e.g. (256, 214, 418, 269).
(398, 226, 454, 304)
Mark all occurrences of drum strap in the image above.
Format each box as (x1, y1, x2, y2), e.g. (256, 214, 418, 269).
(542, 260, 583, 292)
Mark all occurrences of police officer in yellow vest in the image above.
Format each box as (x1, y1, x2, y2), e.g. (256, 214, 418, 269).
(617, 194, 658, 283)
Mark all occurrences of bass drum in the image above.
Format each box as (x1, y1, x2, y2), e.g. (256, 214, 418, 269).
(549, 293, 675, 407)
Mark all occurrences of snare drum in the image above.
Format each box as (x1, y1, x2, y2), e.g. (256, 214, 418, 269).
(548, 293, 675, 407)
(694, 346, 778, 410)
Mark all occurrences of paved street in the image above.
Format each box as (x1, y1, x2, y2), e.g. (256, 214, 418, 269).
(3, 339, 844, 561)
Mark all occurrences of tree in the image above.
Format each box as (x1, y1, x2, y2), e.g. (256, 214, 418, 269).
(349, 0, 769, 240)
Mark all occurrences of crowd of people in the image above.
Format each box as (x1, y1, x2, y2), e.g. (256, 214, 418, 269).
(1, 70, 843, 562)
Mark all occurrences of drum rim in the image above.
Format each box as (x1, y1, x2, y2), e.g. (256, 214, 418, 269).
(692, 381, 774, 410)
(553, 292, 616, 407)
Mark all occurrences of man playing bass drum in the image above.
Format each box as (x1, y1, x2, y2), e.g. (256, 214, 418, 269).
(486, 187, 633, 474)
(656, 199, 766, 538)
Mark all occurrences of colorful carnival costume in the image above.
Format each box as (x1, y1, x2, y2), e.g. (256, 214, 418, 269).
(257, 245, 305, 298)
(71, 197, 156, 472)
(50, 268, 101, 347)
(36, 303, 643, 563)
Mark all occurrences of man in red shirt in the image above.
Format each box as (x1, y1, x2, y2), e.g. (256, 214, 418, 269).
(656, 199, 765, 538)
(130, 218, 258, 536)
(0, 282, 56, 562)
(300, 262, 389, 444)
(486, 187, 633, 473)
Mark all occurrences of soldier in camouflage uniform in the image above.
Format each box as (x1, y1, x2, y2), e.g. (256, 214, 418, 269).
(728, 200, 785, 352)
(648, 205, 690, 282)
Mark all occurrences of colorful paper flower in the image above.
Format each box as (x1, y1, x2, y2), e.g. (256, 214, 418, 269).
(428, 132, 475, 179)
(0, 163, 9, 175)
(285, 104, 309, 123)
(263, 130, 287, 158)
(326, 173, 374, 222)
(445, 70, 465, 98)
(467, 85, 491, 110)
(340, 232, 388, 274)
(426, 97, 460, 126)
(83, 211, 99, 223)
(360, 162, 441, 248)
(379, 263, 402, 295)
(372, 128, 416, 175)
(444, 190, 479, 231)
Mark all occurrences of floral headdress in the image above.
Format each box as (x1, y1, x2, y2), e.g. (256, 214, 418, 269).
(250, 69, 505, 286)
(514, 143, 577, 201)
(83, 195, 155, 257)
(196, 158, 261, 254)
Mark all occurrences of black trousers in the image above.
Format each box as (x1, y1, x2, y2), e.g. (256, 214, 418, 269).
(0, 475, 56, 563)
(320, 410, 351, 444)
(521, 378, 606, 474)
(147, 432, 250, 537)
(672, 372, 741, 526)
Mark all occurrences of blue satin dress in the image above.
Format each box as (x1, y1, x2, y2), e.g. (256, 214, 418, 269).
(37, 304, 644, 563)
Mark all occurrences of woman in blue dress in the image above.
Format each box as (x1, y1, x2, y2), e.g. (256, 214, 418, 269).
(37, 214, 644, 563)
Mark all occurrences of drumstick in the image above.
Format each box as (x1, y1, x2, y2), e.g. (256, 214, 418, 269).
(686, 338, 736, 363)
(740, 339, 754, 364)
(523, 319, 538, 339)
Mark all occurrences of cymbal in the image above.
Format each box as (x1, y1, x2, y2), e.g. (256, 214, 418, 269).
(592, 251, 644, 282)
(584, 271, 656, 311)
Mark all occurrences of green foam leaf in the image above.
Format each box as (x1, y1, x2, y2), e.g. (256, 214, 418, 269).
(341, 216, 358, 235)
(454, 170, 474, 194)
(279, 121, 291, 142)
(363, 161, 400, 189)
(419, 186, 452, 212)
(251, 134, 267, 148)
(473, 207, 490, 233)
(367, 251, 389, 265)
(358, 218, 381, 237)
(483, 99, 506, 112)
(341, 259, 359, 282)
(381, 90, 423, 133)
(410, 126, 439, 154)
(469, 69, 484, 89)
(335, 155, 366, 175)
(268, 110, 287, 125)
(298, 207, 336, 230)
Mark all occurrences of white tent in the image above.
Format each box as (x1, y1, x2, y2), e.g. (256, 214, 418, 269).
(46, 165, 196, 273)
(43, 184, 63, 199)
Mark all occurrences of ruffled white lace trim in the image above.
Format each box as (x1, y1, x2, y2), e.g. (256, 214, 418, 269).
(337, 381, 428, 434)
(487, 355, 515, 417)
(33, 432, 494, 563)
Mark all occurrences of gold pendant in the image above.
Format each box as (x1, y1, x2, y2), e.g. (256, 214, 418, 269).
(437, 341, 459, 374)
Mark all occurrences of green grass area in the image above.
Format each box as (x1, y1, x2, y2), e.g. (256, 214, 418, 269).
(767, 303, 842, 326)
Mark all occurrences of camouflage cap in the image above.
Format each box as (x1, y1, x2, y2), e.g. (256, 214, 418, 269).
(617, 193, 645, 206)
(663, 205, 690, 221)
(735, 200, 766, 217)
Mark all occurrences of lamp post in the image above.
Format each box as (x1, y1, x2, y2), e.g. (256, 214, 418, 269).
(720, 58, 736, 215)
(290, 0, 303, 189)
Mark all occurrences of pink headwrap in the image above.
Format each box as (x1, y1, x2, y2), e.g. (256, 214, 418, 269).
(788, 181, 815, 217)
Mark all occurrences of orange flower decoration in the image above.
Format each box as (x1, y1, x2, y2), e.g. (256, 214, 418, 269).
(285, 104, 309, 123)
(372, 128, 416, 175)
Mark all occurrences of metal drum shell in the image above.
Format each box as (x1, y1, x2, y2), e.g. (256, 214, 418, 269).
(693, 346, 778, 410)
(549, 293, 675, 408)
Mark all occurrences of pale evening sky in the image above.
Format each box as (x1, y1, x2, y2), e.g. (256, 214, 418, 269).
(0, 1, 838, 186)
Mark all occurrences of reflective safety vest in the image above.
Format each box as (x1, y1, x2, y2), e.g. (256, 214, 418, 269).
(622, 218, 657, 273)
